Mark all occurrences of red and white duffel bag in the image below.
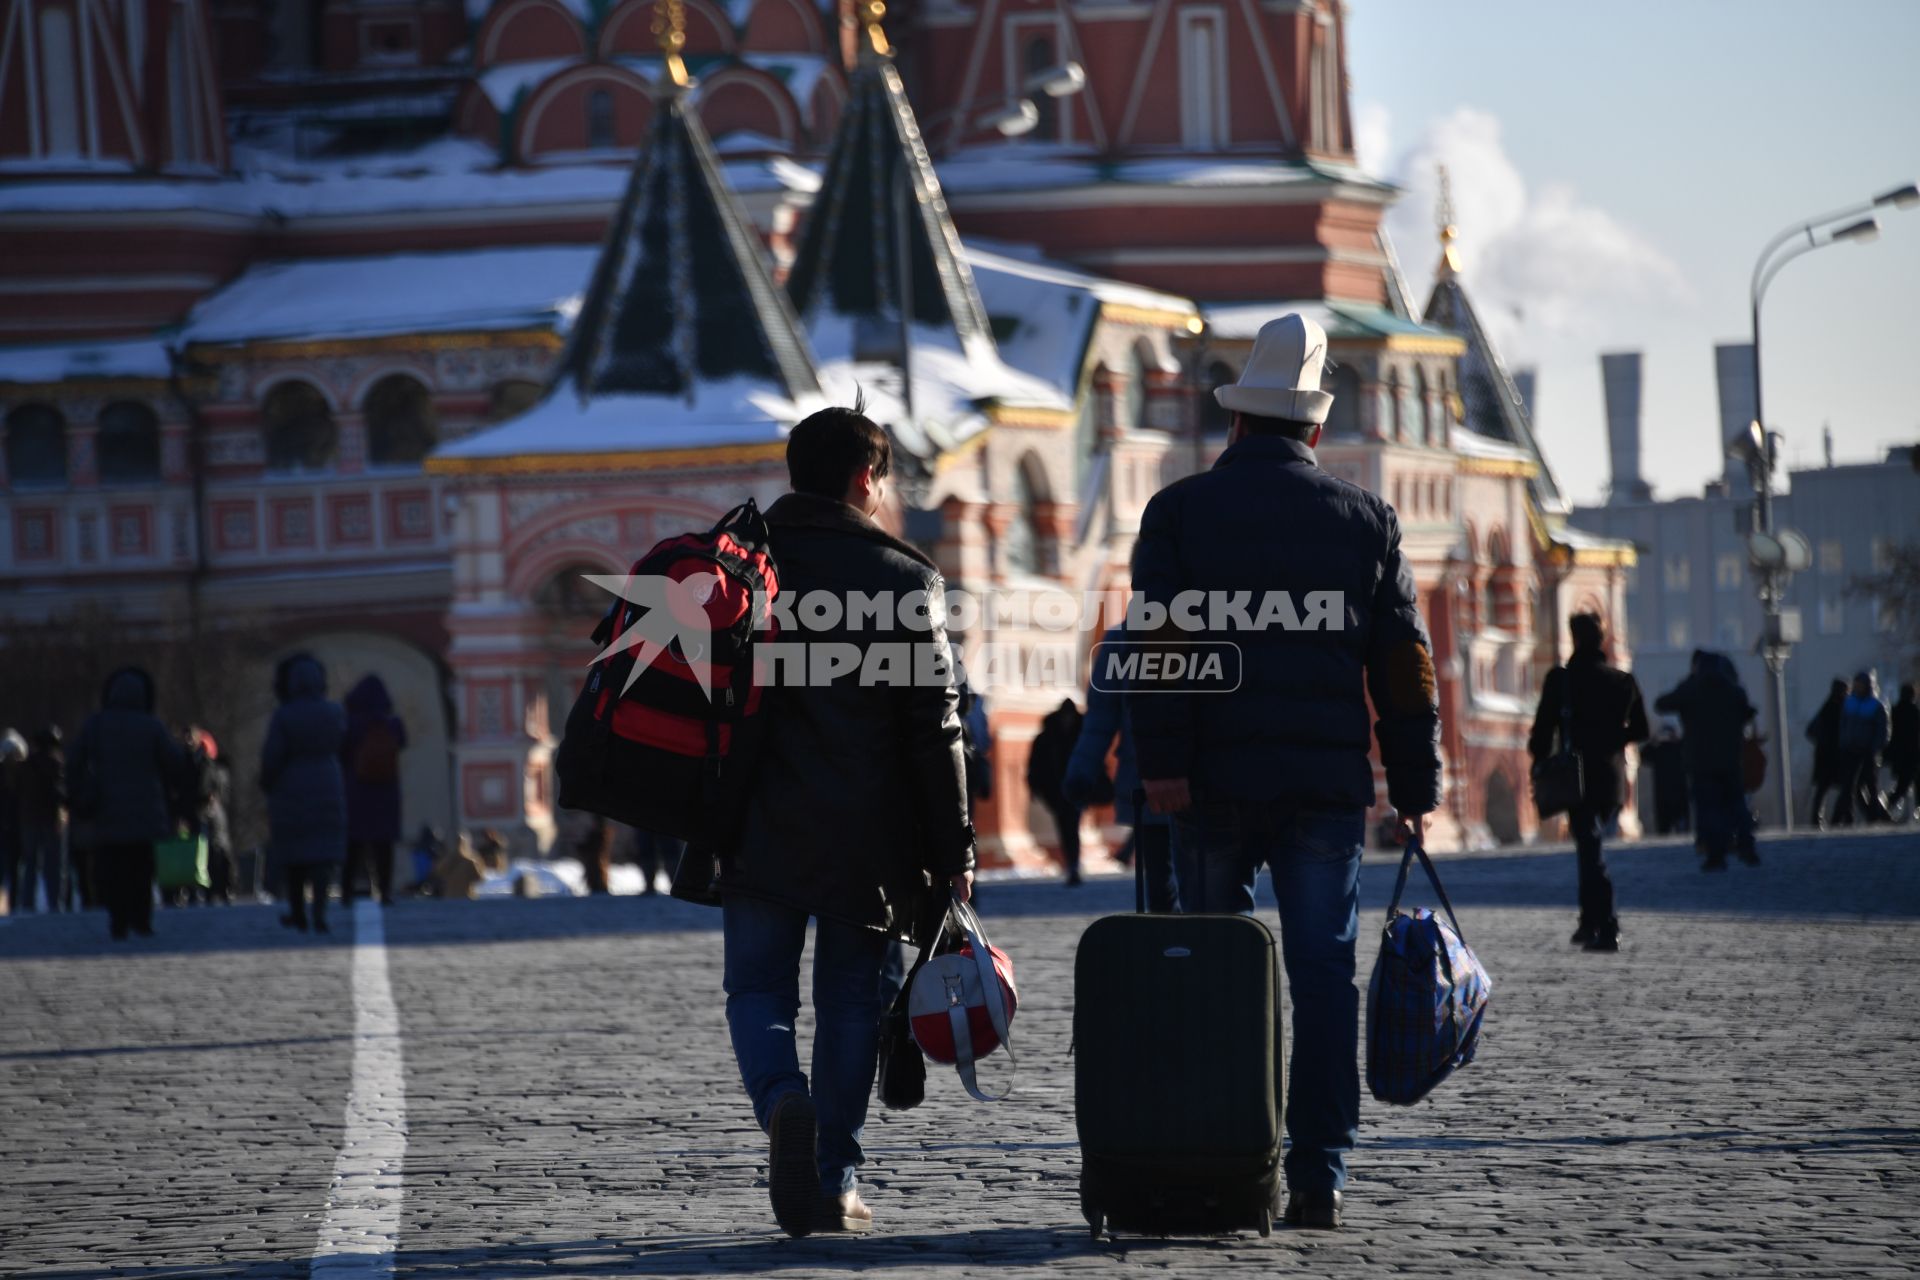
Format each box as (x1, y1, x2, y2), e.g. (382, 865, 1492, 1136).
(908, 900, 1018, 1101)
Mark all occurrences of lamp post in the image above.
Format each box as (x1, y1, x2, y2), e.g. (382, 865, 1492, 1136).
(1743, 181, 1916, 829)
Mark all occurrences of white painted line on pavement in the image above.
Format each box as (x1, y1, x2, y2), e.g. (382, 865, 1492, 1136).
(313, 898, 407, 1278)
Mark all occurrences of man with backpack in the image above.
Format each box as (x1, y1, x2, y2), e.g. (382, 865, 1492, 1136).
(1655, 652, 1759, 867)
(1126, 314, 1443, 1231)
(717, 405, 974, 1238)
(1528, 613, 1651, 952)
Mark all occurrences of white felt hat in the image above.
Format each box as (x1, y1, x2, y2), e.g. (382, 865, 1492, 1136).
(1213, 313, 1335, 425)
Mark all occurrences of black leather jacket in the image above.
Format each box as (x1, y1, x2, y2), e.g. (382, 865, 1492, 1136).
(723, 493, 974, 937)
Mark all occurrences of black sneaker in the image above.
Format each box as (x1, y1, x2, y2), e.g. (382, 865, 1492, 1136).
(1570, 925, 1596, 946)
(1583, 934, 1621, 953)
(1283, 1189, 1342, 1230)
(767, 1093, 820, 1238)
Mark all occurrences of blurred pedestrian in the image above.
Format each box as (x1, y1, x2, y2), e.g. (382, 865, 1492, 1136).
(1528, 612, 1650, 951)
(190, 729, 236, 905)
(1, 729, 27, 913)
(633, 828, 684, 896)
(961, 683, 994, 807)
(341, 674, 407, 905)
(1641, 723, 1690, 836)
(261, 653, 347, 933)
(1066, 625, 1177, 911)
(1655, 651, 1758, 870)
(15, 728, 68, 910)
(1804, 678, 1848, 829)
(1028, 698, 1085, 886)
(475, 827, 508, 873)
(577, 817, 614, 895)
(404, 824, 441, 894)
(428, 833, 487, 899)
(1832, 671, 1891, 826)
(1887, 684, 1918, 822)
(67, 668, 190, 939)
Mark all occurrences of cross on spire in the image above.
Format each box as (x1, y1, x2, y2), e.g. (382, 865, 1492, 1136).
(1435, 163, 1463, 280)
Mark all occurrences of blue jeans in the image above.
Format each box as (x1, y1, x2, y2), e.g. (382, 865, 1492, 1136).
(1171, 800, 1366, 1195)
(722, 894, 889, 1195)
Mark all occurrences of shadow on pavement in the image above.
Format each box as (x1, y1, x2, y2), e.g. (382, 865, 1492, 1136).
(3, 829, 1915, 960)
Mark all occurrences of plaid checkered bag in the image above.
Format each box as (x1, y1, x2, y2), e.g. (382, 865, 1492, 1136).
(1366, 837, 1491, 1106)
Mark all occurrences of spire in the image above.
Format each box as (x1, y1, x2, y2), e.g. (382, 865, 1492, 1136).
(1435, 163, 1463, 281)
(551, 82, 818, 405)
(784, 54, 995, 360)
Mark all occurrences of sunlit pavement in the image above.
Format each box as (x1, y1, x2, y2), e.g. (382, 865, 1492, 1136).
(3, 826, 1917, 1279)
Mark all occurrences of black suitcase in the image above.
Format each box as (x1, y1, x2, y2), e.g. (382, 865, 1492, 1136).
(1073, 845, 1284, 1239)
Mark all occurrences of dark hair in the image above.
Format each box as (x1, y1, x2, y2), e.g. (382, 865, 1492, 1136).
(1232, 411, 1317, 442)
(1568, 611, 1605, 653)
(787, 402, 891, 500)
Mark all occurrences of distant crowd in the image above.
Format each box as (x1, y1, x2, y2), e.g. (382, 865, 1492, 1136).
(0, 656, 680, 934)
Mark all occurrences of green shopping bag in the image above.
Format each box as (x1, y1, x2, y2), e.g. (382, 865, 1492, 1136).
(156, 834, 211, 890)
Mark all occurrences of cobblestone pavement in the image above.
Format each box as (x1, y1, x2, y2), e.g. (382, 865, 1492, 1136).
(3, 827, 1918, 1279)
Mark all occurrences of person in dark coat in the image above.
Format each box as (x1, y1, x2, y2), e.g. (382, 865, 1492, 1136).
(633, 828, 684, 896)
(1127, 315, 1443, 1231)
(715, 406, 974, 1237)
(1832, 671, 1891, 826)
(15, 727, 68, 911)
(1528, 613, 1651, 951)
(1887, 684, 1919, 822)
(1066, 625, 1178, 909)
(66, 668, 191, 939)
(190, 730, 236, 905)
(576, 817, 614, 895)
(1641, 724, 1690, 835)
(340, 674, 408, 905)
(0, 730, 26, 913)
(1804, 679, 1848, 829)
(1027, 698, 1086, 885)
(1655, 650, 1758, 869)
(261, 653, 348, 932)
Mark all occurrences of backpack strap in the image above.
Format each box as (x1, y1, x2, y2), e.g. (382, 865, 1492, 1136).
(1384, 836, 1471, 945)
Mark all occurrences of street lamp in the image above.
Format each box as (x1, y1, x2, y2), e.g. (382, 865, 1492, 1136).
(1743, 180, 1914, 829)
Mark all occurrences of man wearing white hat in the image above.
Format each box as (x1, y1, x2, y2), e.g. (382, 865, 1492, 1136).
(1127, 313, 1443, 1230)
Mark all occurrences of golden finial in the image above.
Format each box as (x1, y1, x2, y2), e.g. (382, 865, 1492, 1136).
(859, 0, 891, 57)
(652, 0, 690, 88)
(1436, 163, 1462, 279)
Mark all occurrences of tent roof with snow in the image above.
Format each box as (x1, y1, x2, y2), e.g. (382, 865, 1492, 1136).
(430, 88, 822, 475)
(783, 53, 1069, 465)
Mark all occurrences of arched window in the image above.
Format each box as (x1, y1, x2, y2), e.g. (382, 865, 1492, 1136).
(4, 403, 69, 484)
(1200, 359, 1235, 435)
(1001, 453, 1049, 577)
(534, 562, 615, 618)
(262, 381, 337, 472)
(363, 374, 438, 466)
(489, 379, 543, 421)
(1323, 365, 1363, 437)
(1024, 36, 1059, 140)
(586, 88, 615, 150)
(1412, 367, 1430, 446)
(97, 401, 161, 482)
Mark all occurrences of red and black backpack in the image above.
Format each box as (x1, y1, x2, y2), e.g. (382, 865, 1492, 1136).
(554, 499, 778, 842)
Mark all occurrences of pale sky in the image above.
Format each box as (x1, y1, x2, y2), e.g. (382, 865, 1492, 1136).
(1345, 0, 1920, 507)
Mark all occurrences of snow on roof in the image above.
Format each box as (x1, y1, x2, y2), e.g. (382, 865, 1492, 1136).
(476, 56, 581, 110)
(934, 149, 1366, 196)
(962, 240, 1195, 393)
(738, 52, 834, 106)
(0, 337, 174, 385)
(0, 157, 809, 219)
(182, 246, 599, 345)
(1203, 299, 1454, 343)
(431, 378, 818, 463)
(1449, 426, 1537, 465)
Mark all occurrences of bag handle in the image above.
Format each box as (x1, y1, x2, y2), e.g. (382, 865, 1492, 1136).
(946, 897, 1015, 1102)
(1384, 835, 1470, 945)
